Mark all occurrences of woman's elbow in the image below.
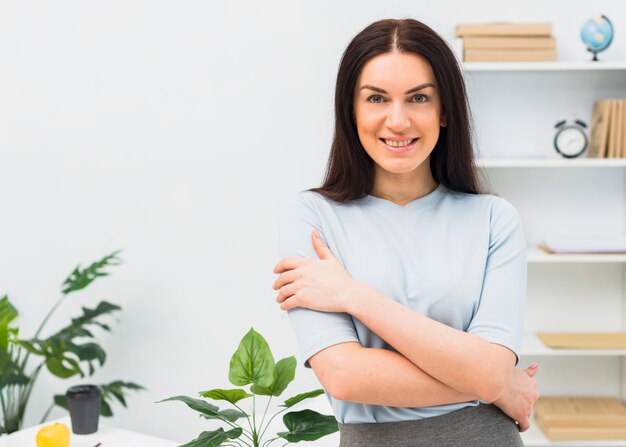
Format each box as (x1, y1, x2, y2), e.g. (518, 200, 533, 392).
(308, 342, 362, 401)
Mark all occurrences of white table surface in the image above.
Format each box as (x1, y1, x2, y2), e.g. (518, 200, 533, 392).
(0, 416, 179, 447)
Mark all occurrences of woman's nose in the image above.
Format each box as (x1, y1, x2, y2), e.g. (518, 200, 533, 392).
(385, 102, 411, 132)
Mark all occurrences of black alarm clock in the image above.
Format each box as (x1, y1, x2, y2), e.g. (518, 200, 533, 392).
(554, 119, 588, 158)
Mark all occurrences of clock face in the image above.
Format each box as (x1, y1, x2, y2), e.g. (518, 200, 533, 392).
(555, 127, 587, 157)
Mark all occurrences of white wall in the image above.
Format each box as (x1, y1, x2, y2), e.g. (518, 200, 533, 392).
(1, 1, 624, 445)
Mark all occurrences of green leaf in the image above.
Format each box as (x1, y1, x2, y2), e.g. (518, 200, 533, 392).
(0, 348, 28, 387)
(0, 295, 18, 350)
(53, 394, 69, 410)
(16, 340, 45, 356)
(156, 396, 220, 417)
(100, 399, 113, 417)
(61, 250, 123, 295)
(46, 356, 82, 378)
(199, 388, 252, 404)
(200, 408, 248, 423)
(64, 341, 107, 366)
(180, 427, 242, 447)
(228, 327, 275, 387)
(99, 381, 145, 415)
(281, 389, 325, 408)
(251, 356, 296, 397)
(277, 409, 339, 442)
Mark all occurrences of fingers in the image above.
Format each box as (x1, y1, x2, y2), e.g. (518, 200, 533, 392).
(525, 363, 539, 377)
(272, 269, 299, 290)
(311, 229, 334, 260)
(276, 282, 298, 304)
(273, 257, 309, 274)
(279, 292, 299, 311)
(518, 417, 530, 432)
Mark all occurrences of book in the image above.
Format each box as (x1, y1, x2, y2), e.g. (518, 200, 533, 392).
(537, 332, 626, 349)
(588, 100, 611, 158)
(620, 99, 626, 158)
(463, 36, 556, 49)
(535, 397, 626, 440)
(535, 397, 626, 427)
(617, 99, 624, 158)
(455, 22, 553, 37)
(608, 100, 619, 158)
(464, 48, 557, 62)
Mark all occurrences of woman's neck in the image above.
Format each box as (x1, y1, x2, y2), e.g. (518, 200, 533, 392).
(370, 173, 438, 206)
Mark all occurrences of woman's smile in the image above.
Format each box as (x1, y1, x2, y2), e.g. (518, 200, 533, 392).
(380, 137, 420, 153)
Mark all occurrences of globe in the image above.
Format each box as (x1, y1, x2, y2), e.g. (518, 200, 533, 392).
(581, 15, 614, 61)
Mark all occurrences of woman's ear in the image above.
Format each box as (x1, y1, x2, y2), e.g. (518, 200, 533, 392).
(440, 113, 447, 128)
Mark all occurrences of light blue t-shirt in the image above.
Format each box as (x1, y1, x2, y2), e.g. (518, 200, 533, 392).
(277, 182, 527, 424)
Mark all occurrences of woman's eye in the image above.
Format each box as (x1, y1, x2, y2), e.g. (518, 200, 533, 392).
(366, 95, 384, 103)
(411, 94, 429, 103)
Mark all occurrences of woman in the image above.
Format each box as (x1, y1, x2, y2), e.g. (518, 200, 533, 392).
(272, 18, 538, 446)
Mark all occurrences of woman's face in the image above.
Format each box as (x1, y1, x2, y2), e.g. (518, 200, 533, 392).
(353, 51, 446, 176)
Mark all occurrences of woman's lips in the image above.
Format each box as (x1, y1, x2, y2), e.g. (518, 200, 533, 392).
(380, 138, 419, 153)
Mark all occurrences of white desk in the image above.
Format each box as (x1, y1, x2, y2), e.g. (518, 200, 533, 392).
(0, 417, 179, 447)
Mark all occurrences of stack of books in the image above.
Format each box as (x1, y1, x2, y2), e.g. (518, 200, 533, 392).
(537, 332, 626, 349)
(535, 396, 626, 441)
(455, 22, 557, 62)
(588, 99, 626, 158)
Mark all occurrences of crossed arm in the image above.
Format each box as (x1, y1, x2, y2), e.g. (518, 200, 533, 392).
(307, 282, 516, 406)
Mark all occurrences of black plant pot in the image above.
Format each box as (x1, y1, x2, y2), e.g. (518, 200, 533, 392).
(66, 384, 101, 434)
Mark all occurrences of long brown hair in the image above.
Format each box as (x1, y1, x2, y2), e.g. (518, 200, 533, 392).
(308, 18, 486, 203)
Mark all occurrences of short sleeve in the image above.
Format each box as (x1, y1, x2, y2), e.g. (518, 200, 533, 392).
(277, 192, 360, 368)
(466, 198, 527, 367)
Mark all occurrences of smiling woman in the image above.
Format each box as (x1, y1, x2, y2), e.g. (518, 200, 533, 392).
(273, 18, 537, 447)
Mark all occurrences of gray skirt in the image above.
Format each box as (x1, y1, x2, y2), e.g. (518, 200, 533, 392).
(338, 403, 524, 447)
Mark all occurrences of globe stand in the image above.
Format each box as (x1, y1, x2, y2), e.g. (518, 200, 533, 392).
(588, 48, 600, 62)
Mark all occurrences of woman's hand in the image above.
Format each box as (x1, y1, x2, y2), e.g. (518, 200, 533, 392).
(272, 229, 363, 313)
(492, 363, 539, 432)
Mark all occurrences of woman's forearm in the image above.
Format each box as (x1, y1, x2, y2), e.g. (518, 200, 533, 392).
(319, 345, 480, 407)
(346, 284, 511, 402)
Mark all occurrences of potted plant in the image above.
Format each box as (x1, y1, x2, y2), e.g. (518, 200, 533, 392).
(159, 328, 338, 446)
(0, 250, 143, 434)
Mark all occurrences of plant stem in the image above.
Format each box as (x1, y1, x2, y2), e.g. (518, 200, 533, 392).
(20, 294, 68, 371)
(259, 396, 272, 436)
(219, 420, 253, 443)
(252, 395, 258, 446)
(39, 402, 55, 424)
(259, 407, 288, 441)
(0, 388, 8, 431)
(261, 437, 279, 447)
(233, 403, 255, 437)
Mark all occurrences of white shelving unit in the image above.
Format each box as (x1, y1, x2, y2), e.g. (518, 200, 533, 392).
(463, 61, 626, 447)
(463, 61, 626, 71)
(476, 159, 626, 168)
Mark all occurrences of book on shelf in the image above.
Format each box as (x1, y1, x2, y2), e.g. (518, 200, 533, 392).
(455, 22, 552, 37)
(590, 99, 626, 158)
(455, 22, 556, 62)
(463, 36, 555, 49)
(588, 100, 611, 158)
(535, 397, 626, 441)
(537, 332, 626, 349)
(464, 48, 556, 62)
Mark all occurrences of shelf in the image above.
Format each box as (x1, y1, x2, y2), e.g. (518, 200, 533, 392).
(521, 333, 626, 357)
(527, 247, 626, 264)
(521, 416, 626, 446)
(462, 61, 626, 72)
(476, 158, 626, 168)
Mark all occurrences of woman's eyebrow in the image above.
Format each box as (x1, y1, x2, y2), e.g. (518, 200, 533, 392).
(359, 83, 435, 94)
